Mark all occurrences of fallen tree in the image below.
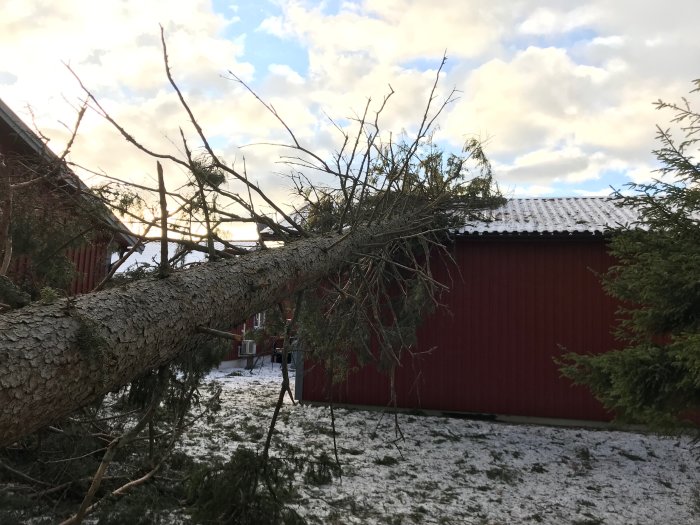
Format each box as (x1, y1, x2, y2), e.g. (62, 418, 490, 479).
(0, 218, 421, 446)
(0, 34, 502, 455)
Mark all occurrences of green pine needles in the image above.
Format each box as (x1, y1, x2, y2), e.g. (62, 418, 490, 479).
(559, 79, 700, 427)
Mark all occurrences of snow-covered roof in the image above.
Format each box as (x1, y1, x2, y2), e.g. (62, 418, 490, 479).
(457, 197, 638, 236)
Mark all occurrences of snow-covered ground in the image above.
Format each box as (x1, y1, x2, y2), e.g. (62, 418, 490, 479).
(178, 359, 700, 525)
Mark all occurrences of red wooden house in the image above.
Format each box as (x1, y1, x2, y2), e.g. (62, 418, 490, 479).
(222, 310, 296, 366)
(298, 197, 638, 422)
(0, 97, 137, 297)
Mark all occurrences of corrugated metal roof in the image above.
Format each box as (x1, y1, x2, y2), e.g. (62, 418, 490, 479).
(457, 197, 638, 236)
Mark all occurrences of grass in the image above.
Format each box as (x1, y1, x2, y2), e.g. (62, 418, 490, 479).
(373, 455, 400, 466)
(15, 364, 691, 524)
(617, 449, 646, 462)
(429, 429, 461, 443)
(485, 465, 521, 485)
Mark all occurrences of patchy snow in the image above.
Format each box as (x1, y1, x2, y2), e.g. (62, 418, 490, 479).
(458, 197, 639, 236)
(178, 359, 700, 524)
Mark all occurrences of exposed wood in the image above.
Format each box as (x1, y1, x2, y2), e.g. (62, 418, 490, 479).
(156, 161, 169, 278)
(0, 154, 12, 276)
(60, 377, 163, 525)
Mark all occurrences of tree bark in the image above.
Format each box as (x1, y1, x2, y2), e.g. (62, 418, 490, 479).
(0, 155, 12, 276)
(0, 221, 403, 446)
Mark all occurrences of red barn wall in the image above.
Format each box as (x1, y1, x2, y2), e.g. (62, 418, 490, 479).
(2, 100, 129, 297)
(66, 243, 112, 295)
(301, 236, 620, 422)
(222, 318, 250, 361)
(9, 242, 112, 296)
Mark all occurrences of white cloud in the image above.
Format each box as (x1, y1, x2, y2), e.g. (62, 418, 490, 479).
(1, 0, 698, 223)
(267, 64, 305, 85)
(260, 0, 508, 64)
(591, 35, 625, 47)
(518, 6, 600, 35)
(574, 188, 615, 197)
(509, 184, 556, 197)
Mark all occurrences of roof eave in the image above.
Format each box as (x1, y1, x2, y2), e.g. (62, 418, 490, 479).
(454, 230, 609, 239)
(0, 98, 140, 251)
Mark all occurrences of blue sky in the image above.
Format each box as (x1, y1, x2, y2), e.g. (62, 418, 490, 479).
(215, 1, 310, 78)
(1, 0, 698, 216)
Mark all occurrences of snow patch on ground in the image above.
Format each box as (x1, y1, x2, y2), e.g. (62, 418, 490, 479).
(179, 360, 700, 524)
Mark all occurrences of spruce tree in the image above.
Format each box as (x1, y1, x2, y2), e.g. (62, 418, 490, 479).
(559, 79, 700, 426)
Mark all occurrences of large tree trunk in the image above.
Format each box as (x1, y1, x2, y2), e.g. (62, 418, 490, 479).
(0, 153, 12, 277)
(0, 223, 400, 447)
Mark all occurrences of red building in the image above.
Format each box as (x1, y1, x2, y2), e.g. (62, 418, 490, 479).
(0, 97, 137, 297)
(221, 312, 269, 364)
(298, 197, 638, 422)
(222, 310, 296, 366)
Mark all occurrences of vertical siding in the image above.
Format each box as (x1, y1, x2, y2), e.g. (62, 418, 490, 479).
(221, 319, 250, 361)
(302, 236, 620, 421)
(66, 243, 111, 295)
(8, 243, 112, 296)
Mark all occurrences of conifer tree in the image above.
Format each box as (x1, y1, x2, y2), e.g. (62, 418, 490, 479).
(559, 79, 700, 426)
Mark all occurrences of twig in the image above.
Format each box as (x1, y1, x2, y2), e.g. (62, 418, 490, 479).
(92, 225, 152, 292)
(59, 369, 165, 525)
(196, 325, 242, 341)
(261, 293, 304, 497)
(0, 460, 52, 487)
(329, 403, 342, 473)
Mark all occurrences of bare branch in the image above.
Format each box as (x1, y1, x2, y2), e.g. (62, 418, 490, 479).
(157, 161, 170, 277)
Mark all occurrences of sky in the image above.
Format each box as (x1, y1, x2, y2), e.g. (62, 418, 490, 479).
(2, 0, 699, 236)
